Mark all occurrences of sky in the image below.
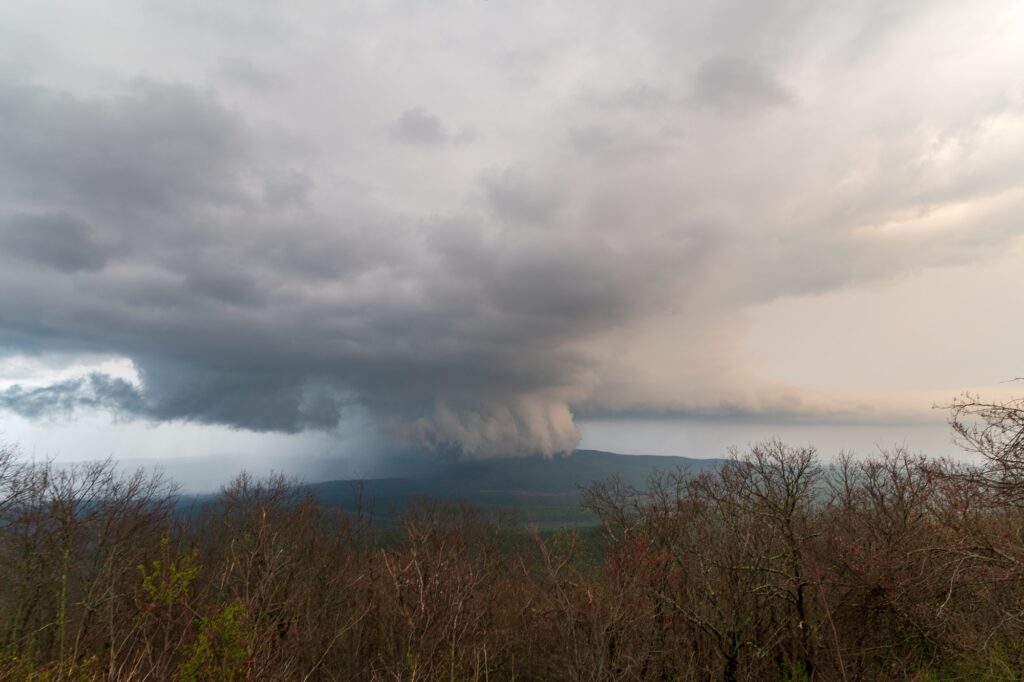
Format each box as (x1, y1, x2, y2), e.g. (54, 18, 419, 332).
(1, 0, 1023, 468)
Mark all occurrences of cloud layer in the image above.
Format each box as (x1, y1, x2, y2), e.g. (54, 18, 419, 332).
(1, 0, 1023, 455)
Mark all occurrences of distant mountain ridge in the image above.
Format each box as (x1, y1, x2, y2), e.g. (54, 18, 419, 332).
(310, 449, 723, 527)
(124, 448, 723, 526)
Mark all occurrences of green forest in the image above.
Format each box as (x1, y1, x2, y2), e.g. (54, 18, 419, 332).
(2, 392, 1024, 681)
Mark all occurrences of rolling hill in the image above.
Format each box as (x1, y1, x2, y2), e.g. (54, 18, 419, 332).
(310, 449, 723, 527)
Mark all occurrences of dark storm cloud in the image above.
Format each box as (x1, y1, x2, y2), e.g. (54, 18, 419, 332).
(126, 363, 349, 432)
(0, 78, 681, 454)
(1, 0, 1023, 454)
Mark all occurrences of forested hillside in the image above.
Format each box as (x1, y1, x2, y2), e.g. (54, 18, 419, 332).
(308, 449, 722, 527)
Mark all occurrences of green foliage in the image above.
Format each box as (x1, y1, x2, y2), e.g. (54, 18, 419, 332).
(915, 639, 1024, 681)
(0, 654, 98, 681)
(178, 601, 249, 682)
(781, 659, 812, 682)
(138, 539, 201, 608)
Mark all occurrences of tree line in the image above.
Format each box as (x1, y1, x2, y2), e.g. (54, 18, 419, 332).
(1, 392, 1024, 680)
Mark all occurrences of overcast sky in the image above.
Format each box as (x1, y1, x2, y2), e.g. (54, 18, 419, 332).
(1, 0, 1022, 464)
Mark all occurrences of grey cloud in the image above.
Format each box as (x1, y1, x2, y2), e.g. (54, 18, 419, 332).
(218, 58, 284, 91)
(691, 55, 792, 113)
(482, 170, 565, 224)
(584, 83, 681, 111)
(262, 170, 313, 208)
(1, 212, 109, 271)
(391, 108, 474, 146)
(0, 81, 249, 219)
(567, 126, 670, 162)
(0, 79, 640, 454)
(2, 0, 1023, 454)
(184, 261, 266, 307)
(127, 362, 349, 432)
(0, 368, 347, 434)
(0, 374, 143, 420)
(393, 108, 446, 144)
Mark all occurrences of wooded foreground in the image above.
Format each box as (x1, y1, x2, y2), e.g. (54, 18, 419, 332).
(2, 392, 1024, 681)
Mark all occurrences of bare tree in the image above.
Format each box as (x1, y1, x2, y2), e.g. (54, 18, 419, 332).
(945, 391, 1024, 504)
